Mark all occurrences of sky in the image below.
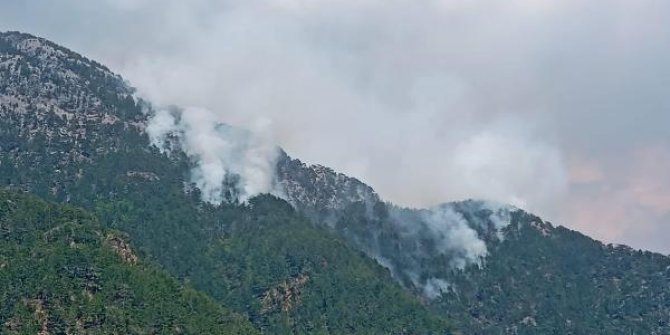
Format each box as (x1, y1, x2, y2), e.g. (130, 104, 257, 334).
(1, 0, 669, 253)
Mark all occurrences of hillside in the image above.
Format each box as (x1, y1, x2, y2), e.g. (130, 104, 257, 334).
(0, 31, 454, 334)
(0, 189, 257, 334)
(435, 209, 670, 334)
(279, 155, 670, 334)
(1, 30, 669, 334)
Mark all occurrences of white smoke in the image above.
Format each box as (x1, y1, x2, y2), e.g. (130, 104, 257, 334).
(482, 201, 515, 240)
(146, 107, 178, 151)
(87, 0, 572, 220)
(146, 107, 281, 204)
(423, 277, 451, 300)
(449, 120, 568, 215)
(422, 206, 488, 269)
(370, 201, 515, 298)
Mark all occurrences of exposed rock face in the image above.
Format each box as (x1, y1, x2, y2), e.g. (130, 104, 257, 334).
(0, 31, 136, 127)
(260, 272, 310, 314)
(105, 234, 138, 264)
(276, 151, 380, 219)
(27, 298, 49, 335)
(0, 32, 147, 201)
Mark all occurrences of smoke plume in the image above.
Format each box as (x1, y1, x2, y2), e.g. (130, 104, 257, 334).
(421, 206, 488, 269)
(147, 107, 281, 204)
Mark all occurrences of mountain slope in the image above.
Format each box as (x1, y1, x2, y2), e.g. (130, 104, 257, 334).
(0, 189, 257, 334)
(278, 156, 513, 293)
(2, 30, 669, 334)
(435, 211, 670, 334)
(278, 155, 670, 333)
(278, 153, 670, 333)
(0, 31, 454, 334)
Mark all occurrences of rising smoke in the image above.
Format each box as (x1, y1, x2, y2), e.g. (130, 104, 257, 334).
(143, 101, 520, 299)
(112, 0, 571, 220)
(421, 205, 489, 269)
(338, 200, 516, 298)
(147, 107, 282, 204)
(127, 0, 561, 298)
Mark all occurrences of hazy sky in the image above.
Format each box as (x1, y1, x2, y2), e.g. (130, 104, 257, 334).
(2, 0, 669, 253)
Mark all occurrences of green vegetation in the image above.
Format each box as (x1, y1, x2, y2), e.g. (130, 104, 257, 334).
(0, 189, 257, 334)
(79, 151, 453, 334)
(0, 31, 455, 333)
(0, 114, 454, 333)
(435, 211, 670, 334)
(0, 143, 454, 334)
(4, 30, 670, 335)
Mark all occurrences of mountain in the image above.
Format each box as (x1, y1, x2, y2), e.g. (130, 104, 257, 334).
(278, 155, 670, 334)
(1, 30, 669, 334)
(277, 157, 514, 291)
(0, 31, 454, 334)
(0, 189, 257, 334)
(435, 211, 670, 334)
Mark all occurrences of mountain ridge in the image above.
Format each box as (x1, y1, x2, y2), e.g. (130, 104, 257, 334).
(1, 30, 456, 334)
(1, 30, 669, 334)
